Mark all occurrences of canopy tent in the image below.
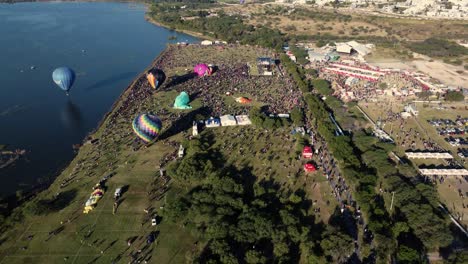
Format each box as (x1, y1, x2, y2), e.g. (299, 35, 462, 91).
(304, 163, 316, 172)
(302, 146, 313, 159)
(235, 115, 252, 125)
(220, 115, 237, 126)
(206, 117, 221, 127)
(173, 91, 192, 109)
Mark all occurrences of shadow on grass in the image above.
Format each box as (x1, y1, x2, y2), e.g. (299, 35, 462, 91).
(163, 72, 197, 89)
(27, 189, 77, 216)
(158, 106, 211, 140)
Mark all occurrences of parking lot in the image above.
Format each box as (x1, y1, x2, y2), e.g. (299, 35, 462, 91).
(428, 117, 468, 158)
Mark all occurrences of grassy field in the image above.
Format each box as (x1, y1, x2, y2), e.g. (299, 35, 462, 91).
(215, 3, 468, 42)
(0, 45, 338, 263)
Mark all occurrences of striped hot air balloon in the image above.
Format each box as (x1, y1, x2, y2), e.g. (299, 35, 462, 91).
(146, 68, 165, 89)
(132, 113, 162, 143)
(52, 67, 75, 93)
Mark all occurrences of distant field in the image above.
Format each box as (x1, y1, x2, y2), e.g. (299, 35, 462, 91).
(216, 4, 468, 42)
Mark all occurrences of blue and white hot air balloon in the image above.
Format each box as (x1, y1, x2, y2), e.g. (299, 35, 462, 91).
(52, 67, 76, 94)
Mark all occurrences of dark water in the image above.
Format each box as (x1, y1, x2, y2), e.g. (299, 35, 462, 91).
(0, 2, 198, 195)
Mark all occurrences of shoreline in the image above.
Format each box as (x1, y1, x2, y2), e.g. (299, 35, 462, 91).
(145, 15, 213, 41)
(0, 7, 202, 214)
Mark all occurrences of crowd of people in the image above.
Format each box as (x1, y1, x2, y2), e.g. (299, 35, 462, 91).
(157, 45, 303, 117)
(315, 59, 426, 103)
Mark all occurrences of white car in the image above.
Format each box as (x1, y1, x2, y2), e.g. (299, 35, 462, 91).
(151, 217, 157, 226)
(114, 187, 122, 199)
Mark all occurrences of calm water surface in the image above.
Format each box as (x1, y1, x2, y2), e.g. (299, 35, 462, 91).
(0, 2, 198, 195)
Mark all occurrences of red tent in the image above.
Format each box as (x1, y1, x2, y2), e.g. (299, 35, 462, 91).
(302, 146, 313, 159)
(304, 163, 316, 172)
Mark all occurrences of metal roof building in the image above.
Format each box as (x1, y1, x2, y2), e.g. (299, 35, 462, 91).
(419, 168, 468, 176)
(406, 152, 453, 159)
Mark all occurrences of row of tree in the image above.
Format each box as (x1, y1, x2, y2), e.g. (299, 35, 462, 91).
(353, 132, 453, 259)
(149, 3, 286, 50)
(406, 38, 468, 58)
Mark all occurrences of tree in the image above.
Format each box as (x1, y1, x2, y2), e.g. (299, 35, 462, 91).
(320, 230, 354, 263)
(312, 79, 332, 95)
(392, 222, 409, 238)
(290, 107, 304, 126)
(306, 68, 318, 78)
(379, 82, 388, 89)
(445, 91, 464, 102)
(245, 250, 267, 264)
(273, 241, 289, 257)
(352, 132, 378, 152)
(397, 245, 421, 264)
(316, 39, 327, 47)
(407, 38, 468, 58)
(417, 91, 433, 100)
(263, 118, 276, 130)
(249, 107, 265, 127)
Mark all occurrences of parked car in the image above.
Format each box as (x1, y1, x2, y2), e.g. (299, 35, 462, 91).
(114, 187, 122, 199)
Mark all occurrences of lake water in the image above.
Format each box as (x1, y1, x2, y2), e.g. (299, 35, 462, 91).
(0, 2, 198, 195)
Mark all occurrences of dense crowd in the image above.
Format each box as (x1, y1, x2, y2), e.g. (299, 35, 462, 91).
(316, 60, 424, 102)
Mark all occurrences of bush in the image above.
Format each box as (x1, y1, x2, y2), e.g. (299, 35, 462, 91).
(445, 91, 464, 101)
(312, 79, 332, 95)
(290, 107, 305, 126)
(407, 38, 468, 58)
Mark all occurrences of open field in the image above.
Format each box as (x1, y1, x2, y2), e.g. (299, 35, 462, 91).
(215, 3, 468, 42)
(366, 54, 468, 88)
(0, 45, 339, 263)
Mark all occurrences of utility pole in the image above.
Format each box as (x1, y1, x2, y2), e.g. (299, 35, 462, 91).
(390, 191, 396, 212)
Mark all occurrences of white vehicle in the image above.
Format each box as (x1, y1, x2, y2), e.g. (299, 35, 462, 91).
(151, 217, 157, 226)
(114, 187, 122, 198)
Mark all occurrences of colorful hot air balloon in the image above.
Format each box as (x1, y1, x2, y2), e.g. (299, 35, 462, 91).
(235, 97, 252, 104)
(52, 67, 75, 93)
(194, 63, 212, 77)
(146, 68, 165, 89)
(132, 113, 162, 143)
(173, 91, 192, 109)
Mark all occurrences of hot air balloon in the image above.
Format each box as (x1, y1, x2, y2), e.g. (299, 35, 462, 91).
(146, 68, 165, 89)
(194, 63, 212, 77)
(173, 91, 192, 109)
(52, 67, 75, 94)
(132, 113, 162, 143)
(235, 97, 252, 104)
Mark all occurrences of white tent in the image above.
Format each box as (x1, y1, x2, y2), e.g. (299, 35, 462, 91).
(235, 115, 252, 125)
(220, 115, 237, 126)
(336, 43, 352, 54)
(308, 51, 328, 62)
(201, 40, 213, 46)
(347, 41, 373, 56)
